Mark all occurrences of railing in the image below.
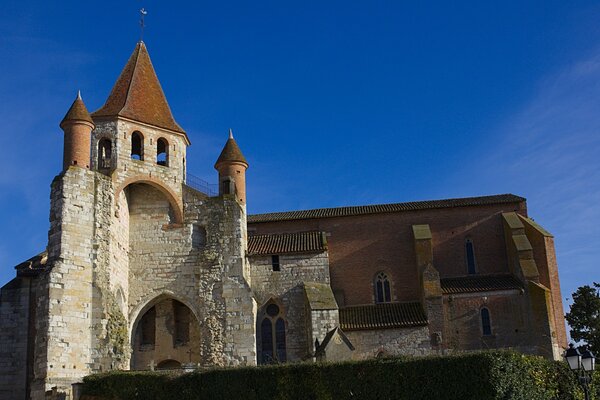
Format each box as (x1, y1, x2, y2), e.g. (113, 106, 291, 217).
(185, 173, 218, 197)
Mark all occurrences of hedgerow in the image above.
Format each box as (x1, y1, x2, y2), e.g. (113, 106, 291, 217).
(81, 351, 598, 400)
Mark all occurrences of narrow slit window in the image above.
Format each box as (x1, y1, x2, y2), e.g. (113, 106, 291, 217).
(272, 255, 280, 272)
(466, 239, 476, 274)
(481, 307, 492, 336)
(131, 131, 143, 160)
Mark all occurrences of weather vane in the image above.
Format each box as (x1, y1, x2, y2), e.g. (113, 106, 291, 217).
(139, 8, 148, 41)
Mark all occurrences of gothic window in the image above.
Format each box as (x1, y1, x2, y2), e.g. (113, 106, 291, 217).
(481, 307, 492, 336)
(98, 138, 112, 169)
(157, 138, 169, 166)
(173, 300, 190, 346)
(139, 306, 156, 348)
(131, 131, 144, 160)
(375, 272, 392, 303)
(272, 255, 280, 272)
(259, 303, 286, 364)
(466, 239, 476, 274)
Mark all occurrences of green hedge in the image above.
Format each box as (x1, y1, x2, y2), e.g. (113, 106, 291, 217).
(82, 351, 597, 400)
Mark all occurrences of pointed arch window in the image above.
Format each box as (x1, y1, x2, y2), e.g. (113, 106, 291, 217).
(258, 303, 286, 364)
(131, 131, 144, 160)
(157, 138, 169, 166)
(466, 239, 476, 275)
(375, 272, 392, 303)
(481, 307, 492, 336)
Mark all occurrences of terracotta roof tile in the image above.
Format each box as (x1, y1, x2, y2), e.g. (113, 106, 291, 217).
(215, 132, 248, 168)
(339, 302, 428, 331)
(248, 194, 525, 223)
(440, 274, 523, 295)
(247, 231, 327, 255)
(92, 42, 188, 139)
(60, 93, 94, 128)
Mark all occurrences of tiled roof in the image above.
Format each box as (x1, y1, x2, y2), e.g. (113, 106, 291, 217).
(60, 92, 94, 128)
(214, 131, 248, 168)
(15, 251, 48, 277)
(339, 302, 428, 331)
(440, 274, 523, 295)
(247, 231, 327, 255)
(248, 194, 525, 223)
(92, 41, 188, 139)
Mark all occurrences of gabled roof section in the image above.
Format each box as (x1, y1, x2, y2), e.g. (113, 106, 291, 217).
(92, 41, 187, 138)
(15, 251, 48, 277)
(247, 231, 327, 256)
(248, 194, 526, 223)
(440, 274, 523, 295)
(339, 302, 428, 331)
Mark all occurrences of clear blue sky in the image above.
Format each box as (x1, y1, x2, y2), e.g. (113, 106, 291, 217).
(1, 1, 599, 317)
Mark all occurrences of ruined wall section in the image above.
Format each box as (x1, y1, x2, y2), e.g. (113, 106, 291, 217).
(31, 167, 97, 398)
(249, 252, 330, 361)
(127, 187, 256, 367)
(345, 326, 431, 359)
(0, 277, 35, 400)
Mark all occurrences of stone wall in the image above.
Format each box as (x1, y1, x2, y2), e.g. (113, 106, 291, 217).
(0, 277, 34, 400)
(345, 326, 431, 359)
(249, 252, 330, 361)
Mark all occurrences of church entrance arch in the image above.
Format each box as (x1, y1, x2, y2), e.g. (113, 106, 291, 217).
(130, 294, 201, 370)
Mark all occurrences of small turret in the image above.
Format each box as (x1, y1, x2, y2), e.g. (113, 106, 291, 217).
(60, 91, 94, 170)
(214, 129, 249, 205)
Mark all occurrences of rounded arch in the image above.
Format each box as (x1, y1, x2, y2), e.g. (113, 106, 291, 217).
(131, 130, 144, 160)
(128, 290, 200, 344)
(115, 175, 184, 224)
(157, 137, 169, 166)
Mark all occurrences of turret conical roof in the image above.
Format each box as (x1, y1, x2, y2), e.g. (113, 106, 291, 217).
(60, 91, 94, 128)
(214, 130, 248, 169)
(92, 41, 188, 140)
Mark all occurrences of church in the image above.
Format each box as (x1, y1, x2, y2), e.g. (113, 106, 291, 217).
(0, 41, 567, 399)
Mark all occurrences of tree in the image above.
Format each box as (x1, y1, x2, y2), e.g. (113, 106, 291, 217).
(565, 282, 600, 351)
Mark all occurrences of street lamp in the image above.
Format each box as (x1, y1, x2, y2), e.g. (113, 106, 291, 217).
(565, 343, 596, 400)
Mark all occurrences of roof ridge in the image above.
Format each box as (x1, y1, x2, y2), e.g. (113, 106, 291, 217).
(248, 194, 526, 223)
(121, 42, 142, 116)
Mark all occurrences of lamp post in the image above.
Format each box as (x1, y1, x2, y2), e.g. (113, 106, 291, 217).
(565, 343, 596, 400)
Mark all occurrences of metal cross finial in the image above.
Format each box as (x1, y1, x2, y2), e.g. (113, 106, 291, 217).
(139, 8, 148, 42)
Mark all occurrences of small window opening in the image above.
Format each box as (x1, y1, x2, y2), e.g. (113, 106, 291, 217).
(157, 138, 169, 166)
(98, 138, 112, 169)
(481, 307, 492, 336)
(173, 301, 190, 346)
(466, 239, 476, 275)
(140, 306, 156, 348)
(131, 131, 144, 160)
(375, 272, 392, 303)
(192, 225, 207, 249)
(272, 255, 280, 272)
(222, 179, 232, 195)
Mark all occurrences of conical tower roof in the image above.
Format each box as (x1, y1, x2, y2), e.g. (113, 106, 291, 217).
(60, 91, 94, 128)
(92, 41, 188, 139)
(214, 130, 248, 169)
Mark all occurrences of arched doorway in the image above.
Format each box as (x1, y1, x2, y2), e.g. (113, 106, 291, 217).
(131, 297, 200, 370)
